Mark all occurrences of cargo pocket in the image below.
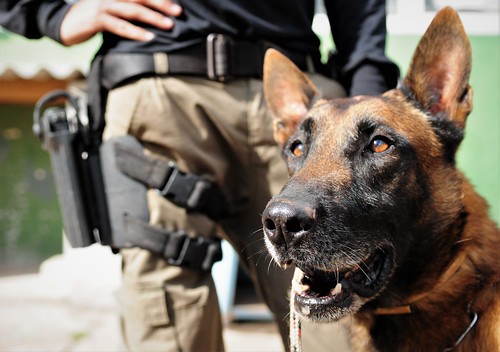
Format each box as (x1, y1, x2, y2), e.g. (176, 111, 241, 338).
(165, 283, 210, 312)
(163, 281, 222, 351)
(117, 284, 170, 328)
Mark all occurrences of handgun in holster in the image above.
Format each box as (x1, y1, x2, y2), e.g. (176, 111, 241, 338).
(33, 90, 223, 271)
(33, 90, 112, 247)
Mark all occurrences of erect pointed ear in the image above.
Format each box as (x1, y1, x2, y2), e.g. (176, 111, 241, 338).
(263, 49, 320, 147)
(403, 6, 472, 129)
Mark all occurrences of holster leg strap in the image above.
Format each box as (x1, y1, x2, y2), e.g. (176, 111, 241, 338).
(123, 214, 223, 271)
(113, 137, 228, 219)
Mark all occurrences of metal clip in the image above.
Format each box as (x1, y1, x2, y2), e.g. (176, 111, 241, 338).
(167, 232, 223, 271)
(167, 233, 195, 267)
(207, 34, 232, 82)
(158, 162, 197, 208)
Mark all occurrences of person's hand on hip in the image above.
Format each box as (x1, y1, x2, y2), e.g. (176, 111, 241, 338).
(60, 0, 182, 45)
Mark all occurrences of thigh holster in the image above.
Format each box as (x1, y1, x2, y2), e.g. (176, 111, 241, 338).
(35, 92, 223, 271)
(100, 135, 224, 271)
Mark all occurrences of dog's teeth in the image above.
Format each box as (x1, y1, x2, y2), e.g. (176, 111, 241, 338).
(330, 282, 342, 296)
(293, 267, 305, 282)
(301, 305, 311, 316)
(292, 268, 309, 294)
(292, 277, 310, 294)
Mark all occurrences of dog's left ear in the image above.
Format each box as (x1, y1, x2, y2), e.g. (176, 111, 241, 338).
(263, 49, 320, 147)
(403, 6, 472, 128)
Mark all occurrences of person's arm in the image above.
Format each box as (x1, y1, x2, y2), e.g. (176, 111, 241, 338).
(324, 0, 400, 96)
(0, 0, 70, 42)
(0, 0, 183, 46)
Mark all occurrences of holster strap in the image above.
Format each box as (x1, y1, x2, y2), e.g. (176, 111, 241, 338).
(123, 214, 222, 271)
(114, 141, 228, 219)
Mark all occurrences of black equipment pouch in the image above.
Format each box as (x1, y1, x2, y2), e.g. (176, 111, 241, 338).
(33, 90, 111, 247)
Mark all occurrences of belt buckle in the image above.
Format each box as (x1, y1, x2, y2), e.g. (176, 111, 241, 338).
(207, 34, 232, 82)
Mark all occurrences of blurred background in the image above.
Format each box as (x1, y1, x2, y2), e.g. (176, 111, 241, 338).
(0, 0, 498, 351)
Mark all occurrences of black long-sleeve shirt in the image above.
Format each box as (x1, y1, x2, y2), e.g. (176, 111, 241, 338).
(0, 0, 400, 95)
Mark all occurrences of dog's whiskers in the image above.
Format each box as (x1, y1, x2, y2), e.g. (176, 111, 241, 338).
(338, 249, 371, 281)
(254, 250, 269, 267)
(455, 237, 473, 245)
(336, 264, 340, 284)
(246, 245, 269, 260)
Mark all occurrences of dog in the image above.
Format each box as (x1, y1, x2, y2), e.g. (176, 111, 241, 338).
(261, 7, 499, 352)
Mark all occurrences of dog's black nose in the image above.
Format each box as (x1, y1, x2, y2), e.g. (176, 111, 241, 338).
(262, 199, 315, 247)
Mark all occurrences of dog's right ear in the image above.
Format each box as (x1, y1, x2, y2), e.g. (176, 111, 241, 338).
(263, 49, 320, 147)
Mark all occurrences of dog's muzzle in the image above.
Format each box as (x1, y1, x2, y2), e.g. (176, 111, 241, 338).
(262, 197, 394, 322)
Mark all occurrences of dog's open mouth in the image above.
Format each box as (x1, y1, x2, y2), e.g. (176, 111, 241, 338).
(291, 248, 392, 321)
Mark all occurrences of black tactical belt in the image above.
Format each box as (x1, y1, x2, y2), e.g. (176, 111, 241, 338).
(101, 34, 311, 88)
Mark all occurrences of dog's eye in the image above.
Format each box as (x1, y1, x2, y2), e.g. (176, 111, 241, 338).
(369, 137, 392, 153)
(290, 141, 305, 158)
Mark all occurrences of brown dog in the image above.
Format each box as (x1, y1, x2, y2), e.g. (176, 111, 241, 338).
(262, 7, 500, 352)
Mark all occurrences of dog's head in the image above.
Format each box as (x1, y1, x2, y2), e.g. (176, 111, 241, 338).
(262, 7, 472, 322)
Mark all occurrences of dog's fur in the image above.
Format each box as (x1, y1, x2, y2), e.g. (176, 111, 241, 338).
(262, 7, 500, 351)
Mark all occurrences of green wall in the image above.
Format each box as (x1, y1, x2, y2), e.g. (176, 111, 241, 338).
(0, 105, 62, 275)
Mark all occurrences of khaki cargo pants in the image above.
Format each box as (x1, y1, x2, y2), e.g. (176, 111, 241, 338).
(103, 74, 345, 352)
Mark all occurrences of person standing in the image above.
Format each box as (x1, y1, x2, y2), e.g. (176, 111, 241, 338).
(0, 1, 399, 350)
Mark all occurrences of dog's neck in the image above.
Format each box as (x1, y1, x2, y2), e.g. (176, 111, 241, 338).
(374, 247, 470, 315)
(355, 229, 490, 351)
